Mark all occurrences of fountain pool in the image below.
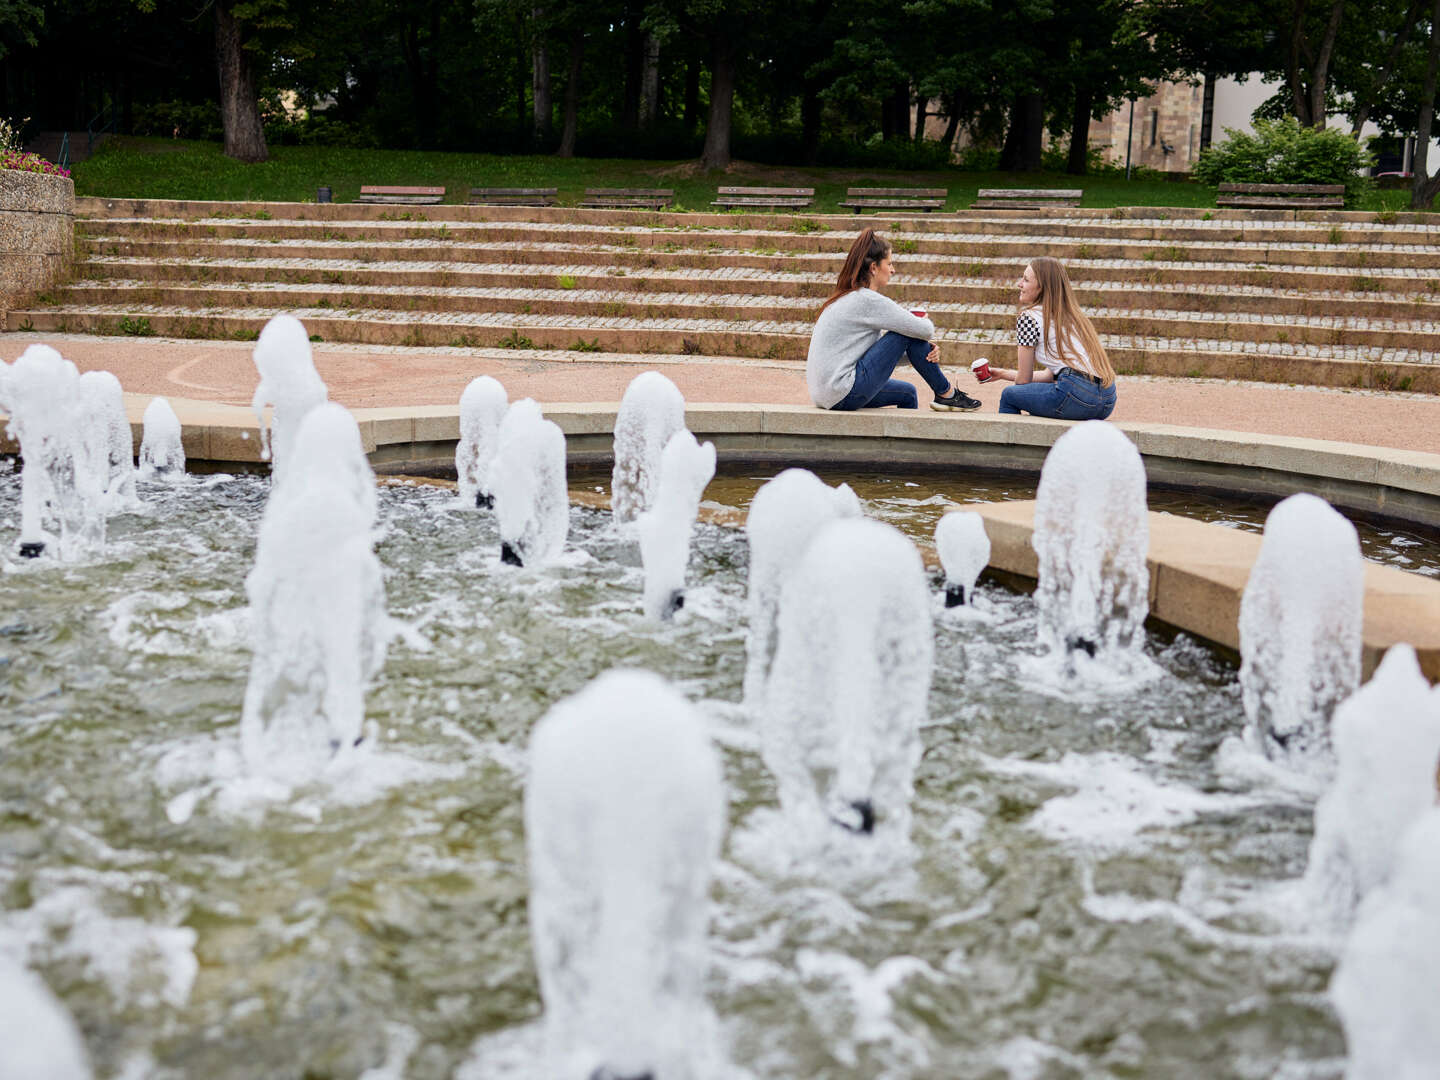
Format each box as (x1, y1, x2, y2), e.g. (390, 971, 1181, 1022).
(0, 459, 1375, 1079)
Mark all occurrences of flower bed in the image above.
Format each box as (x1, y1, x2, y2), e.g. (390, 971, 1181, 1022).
(1, 150, 72, 178)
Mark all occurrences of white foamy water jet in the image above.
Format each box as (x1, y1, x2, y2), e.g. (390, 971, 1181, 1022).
(240, 403, 387, 781)
(250, 314, 328, 486)
(1330, 805, 1440, 1080)
(138, 397, 185, 481)
(1032, 421, 1149, 672)
(76, 369, 139, 512)
(611, 370, 685, 524)
(1239, 492, 1363, 773)
(456, 375, 507, 508)
(1303, 644, 1440, 932)
(488, 398, 568, 568)
(0, 958, 93, 1080)
(763, 517, 932, 843)
(3, 344, 108, 560)
(523, 669, 725, 1080)
(637, 429, 716, 620)
(935, 510, 989, 607)
(742, 469, 862, 703)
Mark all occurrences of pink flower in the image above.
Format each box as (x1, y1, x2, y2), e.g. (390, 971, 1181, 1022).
(0, 151, 71, 178)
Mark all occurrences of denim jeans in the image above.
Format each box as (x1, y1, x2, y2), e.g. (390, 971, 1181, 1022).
(831, 333, 950, 411)
(997, 368, 1116, 420)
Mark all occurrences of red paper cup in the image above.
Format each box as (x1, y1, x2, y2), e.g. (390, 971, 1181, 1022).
(910, 305, 927, 318)
(971, 357, 993, 382)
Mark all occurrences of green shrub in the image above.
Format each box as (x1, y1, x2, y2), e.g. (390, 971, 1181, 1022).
(132, 100, 224, 141)
(1192, 116, 1374, 207)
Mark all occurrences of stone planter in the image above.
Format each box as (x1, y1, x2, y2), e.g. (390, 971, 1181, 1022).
(0, 170, 74, 321)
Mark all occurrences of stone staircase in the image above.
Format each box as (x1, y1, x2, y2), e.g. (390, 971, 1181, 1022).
(11, 198, 1440, 393)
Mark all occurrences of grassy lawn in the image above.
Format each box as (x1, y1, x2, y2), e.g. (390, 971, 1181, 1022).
(72, 136, 1427, 213)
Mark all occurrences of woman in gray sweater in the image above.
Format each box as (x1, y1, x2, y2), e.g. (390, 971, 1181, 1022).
(806, 229, 980, 412)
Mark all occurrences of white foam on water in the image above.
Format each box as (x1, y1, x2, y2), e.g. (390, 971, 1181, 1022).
(355, 1022, 421, 1080)
(0, 957, 93, 1080)
(1239, 492, 1363, 777)
(488, 398, 569, 567)
(138, 397, 185, 482)
(987, 1035, 1090, 1080)
(637, 429, 716, 621)
(250, 314, 328, 484)
(611, 370, 685, 524)
(742, 468, 862, 703)
(455, 375, 507, 507)
(793, 949, 938, 1070)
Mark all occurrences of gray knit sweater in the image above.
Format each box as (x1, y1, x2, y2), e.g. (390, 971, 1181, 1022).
(805, 288, 936, 408)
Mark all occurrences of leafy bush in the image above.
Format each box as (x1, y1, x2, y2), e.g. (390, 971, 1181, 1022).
(1192, 116, 1374, 206)
(132, 100, 224, 141)
(264, 113, 380, 149)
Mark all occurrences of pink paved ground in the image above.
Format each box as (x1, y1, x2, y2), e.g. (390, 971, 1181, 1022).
(4, 334, 1438, 455)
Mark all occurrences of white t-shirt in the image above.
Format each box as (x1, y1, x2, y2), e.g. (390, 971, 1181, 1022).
(1016, 306, 1099, 378)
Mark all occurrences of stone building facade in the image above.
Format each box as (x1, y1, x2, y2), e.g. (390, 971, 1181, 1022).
(1088, 80, 1205, 173)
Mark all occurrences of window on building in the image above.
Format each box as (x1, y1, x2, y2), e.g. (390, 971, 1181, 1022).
(1150, 110, 1159, 147)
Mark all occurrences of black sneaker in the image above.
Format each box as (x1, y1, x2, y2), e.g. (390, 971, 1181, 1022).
(931, 386, 982, 411)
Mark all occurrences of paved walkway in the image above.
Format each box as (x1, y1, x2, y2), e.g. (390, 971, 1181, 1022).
(4, 332, 1439, 455)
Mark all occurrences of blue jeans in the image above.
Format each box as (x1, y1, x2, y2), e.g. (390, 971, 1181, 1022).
(831, 333, 950, 411)
(998, 369, 1116, 420)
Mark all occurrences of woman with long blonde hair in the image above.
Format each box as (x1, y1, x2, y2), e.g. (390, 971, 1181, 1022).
(982, 257, 1117, 420)
(806, 228, 980, 412)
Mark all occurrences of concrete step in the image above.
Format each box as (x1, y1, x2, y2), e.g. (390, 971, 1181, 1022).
(75, 255, 1440, 322)
(47, 280, 1440, 352)
(10, 302, 1436, 392)
(75, 218, 1439, 270)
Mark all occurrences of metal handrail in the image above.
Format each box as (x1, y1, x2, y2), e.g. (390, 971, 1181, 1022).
(58, 131, 70, 171)
(87, 105, 116, 157)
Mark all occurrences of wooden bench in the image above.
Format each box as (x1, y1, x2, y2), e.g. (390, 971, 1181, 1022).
(580, 187, 674, 210)
(712, 186, 815, 210)
(970, 188, 1082, 209)
(357, 185, 445, 205)
(468, 187, 559, 207)
(1216, 182, 1345, 210)
(839, 187, 947, 213)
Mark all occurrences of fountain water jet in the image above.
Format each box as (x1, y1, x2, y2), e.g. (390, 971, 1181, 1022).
(239, 403, 386, 780)
(0, 958, 94, 1080)
(76, 369, 139, 513)
(1032, 421, 1148, 670)
(524, 669, 725, 1080)
(1239, 492, 1363, 773)
(250, 314, 328, 486)
(611, 371, 685, 525)
(637, 430, 716, 620)
(488, 399, 568, 568)
(762, 517, 932, 841)
(1303, 644, 1440, 930)
(138, 397, 186, 481)
(935, 511, 990, 607)
(456, 376, 508, 508)
(742, 469, 862, 703)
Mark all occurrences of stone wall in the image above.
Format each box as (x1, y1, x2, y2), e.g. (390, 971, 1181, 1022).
(0, 170, 74, 321)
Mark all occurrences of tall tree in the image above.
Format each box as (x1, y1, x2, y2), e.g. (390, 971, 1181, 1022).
(1411, 0, 1440, 207)
(213, 0, 267, 161)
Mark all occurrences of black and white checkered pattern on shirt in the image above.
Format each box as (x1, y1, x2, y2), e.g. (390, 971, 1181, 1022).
(1016, 312, 1041, 348)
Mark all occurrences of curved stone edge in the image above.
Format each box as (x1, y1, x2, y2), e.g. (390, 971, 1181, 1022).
(0, 172, 74, 321)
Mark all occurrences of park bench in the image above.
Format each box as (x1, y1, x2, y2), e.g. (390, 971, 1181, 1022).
(712, 186, 815, 210)
(580, 187, 675, 209)
(1216, 182, 1345, 210)
(970, 188, 1082, 209)
(839, 187, 947, 213)
(357, 185, 445, 205)
(468, 187, 559, 207)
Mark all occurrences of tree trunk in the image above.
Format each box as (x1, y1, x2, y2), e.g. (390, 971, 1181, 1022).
(532, 10, 552, 141)
(213, 0, 267, 163)
(941, 93, 962, 153)
(1308, 0, 1345, 128)
(913, 95, 928, 142)
(621, 15, 643, 129)
(801, 84, 822, 164)
(1200, 73, 1215, 151)
(556, 32, 583, 158)
(684, 56, 701, 130)
(1000, 95, 1025, 170)
(1412, 0, 1440, 209)
(639, 33, 661, 129)
(1067, 87, 1093, 175)
(881, 82, 909, 140)
(699, 33, 735, 170)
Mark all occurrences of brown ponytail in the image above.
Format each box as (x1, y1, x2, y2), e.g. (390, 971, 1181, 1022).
(819, 229, 892, 313)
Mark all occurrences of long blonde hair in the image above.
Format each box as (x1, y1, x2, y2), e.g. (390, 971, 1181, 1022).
(1022, 257, 1114, 388)
(820, 229, 891, 313)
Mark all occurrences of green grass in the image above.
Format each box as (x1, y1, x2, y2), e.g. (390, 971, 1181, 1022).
(70, 135, 1432, 214)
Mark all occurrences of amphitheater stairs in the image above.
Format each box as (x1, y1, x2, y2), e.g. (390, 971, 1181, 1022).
(11, 198, 1440, 393)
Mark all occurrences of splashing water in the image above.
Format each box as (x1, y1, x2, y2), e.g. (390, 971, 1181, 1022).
(456, 376, 508, 508)
(611, 370, 685, 524)
(488, 398, 568, 568)
(138, 397, 185, 481)
(76, 369, 139, 513)
(250, 314, 328, 485)
(239, 403, 387, 781)
(743, 469, 863, 703)
(521, 669, 725, 1080)
(1032, 421, 1149, 672)
(1303, 644, 1440, 932)
(763, 517, 933, 844)
(1239, 492, 1363, 773)
(934, 511, 990, 607)
(637, 429, 716, 621)
(0, 958, 94, 1080)
(1330, 803, 1440, 1080)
